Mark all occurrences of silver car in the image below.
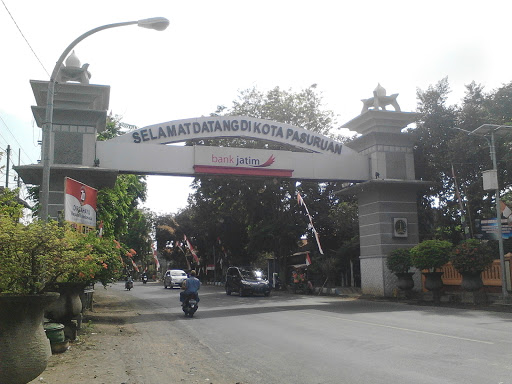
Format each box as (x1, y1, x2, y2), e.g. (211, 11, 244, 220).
(163, 269, 187, 289)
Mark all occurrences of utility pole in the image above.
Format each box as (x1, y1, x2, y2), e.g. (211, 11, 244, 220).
(213, 245, 216, 282)
(17, 148, 21, 188)
(5, 145, 10, 188)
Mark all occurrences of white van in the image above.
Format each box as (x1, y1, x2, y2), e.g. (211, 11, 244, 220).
(163, 269, 187, 289)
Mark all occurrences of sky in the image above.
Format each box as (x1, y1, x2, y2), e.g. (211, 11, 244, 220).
(2, 0, 512, 215)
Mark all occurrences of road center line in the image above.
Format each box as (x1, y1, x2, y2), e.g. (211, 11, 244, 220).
(301, 311, 494, 345)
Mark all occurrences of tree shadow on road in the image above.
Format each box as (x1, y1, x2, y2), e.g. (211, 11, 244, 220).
(86, 286, 512, 328)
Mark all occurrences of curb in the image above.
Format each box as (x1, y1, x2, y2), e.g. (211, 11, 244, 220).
(206, 282, 225, 287)
(205, 281, 361, 297)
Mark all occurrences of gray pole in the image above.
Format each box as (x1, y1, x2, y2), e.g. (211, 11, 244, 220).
(17, 148, 21, 188)
(213, 245, 216, 282)
(489, 132, 509, 300)
(39, 18, 169, 221)
(5, 145, 10, 188)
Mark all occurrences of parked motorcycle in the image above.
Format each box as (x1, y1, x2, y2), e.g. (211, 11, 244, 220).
(182, 293, 198, 317)
(125, 277, 134, 291)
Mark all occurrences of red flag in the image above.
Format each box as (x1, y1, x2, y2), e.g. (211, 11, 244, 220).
(297, 192, 305, 207)
(152, 243, 160, 271)
(131, 259, 139, 272)
(305, 252, 312, 266)
(184, 234, 200, 264)
(313, 229, 324, 255)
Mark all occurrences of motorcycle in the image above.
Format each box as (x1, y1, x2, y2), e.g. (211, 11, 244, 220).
(125, 277, 134, 291)
(142, 274, 148, 284)
(182, 293, 198, 317)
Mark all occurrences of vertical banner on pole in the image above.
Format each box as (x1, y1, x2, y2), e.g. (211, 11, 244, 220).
(64, 177, 97, 234)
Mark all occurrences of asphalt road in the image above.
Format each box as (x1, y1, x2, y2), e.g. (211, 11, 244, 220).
(108, 281, 512, 384)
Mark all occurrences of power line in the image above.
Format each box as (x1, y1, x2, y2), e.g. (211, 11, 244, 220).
(1, 0, 50, 77)
(0, 114, 35, 164)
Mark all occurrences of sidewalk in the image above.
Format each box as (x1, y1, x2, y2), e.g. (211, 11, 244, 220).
(30, 289, 143, 384)
(31, 285, 242, 384)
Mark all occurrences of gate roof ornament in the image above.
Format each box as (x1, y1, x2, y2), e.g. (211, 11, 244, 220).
(55, 51, 91, 84)
(360, 84, 401, 114)
(343, 86, 417, 135)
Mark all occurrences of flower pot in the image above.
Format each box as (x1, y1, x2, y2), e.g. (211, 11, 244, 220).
(423, 271, 444, 291)
(44, 322, 65, 343)
(422, 271, 444, 304)
(395, 272, 415, 291)
(460, 271, 484, 292)
(0, 293, 59, 384)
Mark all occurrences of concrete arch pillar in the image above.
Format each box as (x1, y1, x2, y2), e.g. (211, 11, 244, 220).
(341, 111, 430, 296)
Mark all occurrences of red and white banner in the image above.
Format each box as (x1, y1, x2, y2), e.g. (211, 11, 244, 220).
(184, 234, 200, 263)
(501, 201, 512, 224)
(297, 192, 324, 255)
(305, 252, 312, 266)
(64, 177, 97, 233)
(152, 243, 160, 271)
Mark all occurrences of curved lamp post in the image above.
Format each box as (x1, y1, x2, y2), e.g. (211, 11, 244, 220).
(40, 17, 169, 221)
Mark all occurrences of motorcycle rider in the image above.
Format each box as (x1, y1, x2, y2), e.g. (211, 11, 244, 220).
(125, 274, 134, 290)
(180, 270, 201, 305)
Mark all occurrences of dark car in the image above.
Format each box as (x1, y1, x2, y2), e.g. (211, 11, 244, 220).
(225, 266, 271, 297)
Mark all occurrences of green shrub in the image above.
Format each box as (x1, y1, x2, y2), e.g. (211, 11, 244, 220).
(450, 239, 495, 274)
(0, 217, 123, 295)
(386, 248, 412, 274)
(0, 217, 88, 294)
(410, 239, 453, 272)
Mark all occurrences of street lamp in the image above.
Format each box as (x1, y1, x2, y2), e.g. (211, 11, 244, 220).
(456, 124, 511, 301)
(40, 17, 169, 221)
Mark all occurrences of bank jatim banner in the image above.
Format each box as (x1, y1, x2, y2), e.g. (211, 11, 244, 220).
(64, 177, 97, 234)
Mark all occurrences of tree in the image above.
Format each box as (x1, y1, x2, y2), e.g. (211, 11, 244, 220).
(96, 174, 147, 240)
(154, 213, 191, 270)
(0, 187, 24, 221)
(96, 115, 151, 271)
(122, 208, 154, 271)
(179, 85, 360, 285)
(413, 78, 512, 252)
(413, 78, 460, 241)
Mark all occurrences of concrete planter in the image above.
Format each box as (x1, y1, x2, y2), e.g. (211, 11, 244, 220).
(460, 271, 484, 292)
(423, 272, 444, 304)
(45, 282, 87, 340)
(395, 272, 415, 291)
(45, 282, 86, 323)
(0, 293, 59, 384)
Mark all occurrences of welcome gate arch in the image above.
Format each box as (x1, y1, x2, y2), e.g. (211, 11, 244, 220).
(16, 79, 426, 297)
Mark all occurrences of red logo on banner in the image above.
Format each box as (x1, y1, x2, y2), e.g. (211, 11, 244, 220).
(80, 187, 86, 205)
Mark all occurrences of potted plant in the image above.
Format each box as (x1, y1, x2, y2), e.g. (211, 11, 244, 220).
(410, 239, 453, 302)
(0, 204, 71, 383)
(450, 239, 495, 292)
(44, 231, 124, 339)
(386, 248, 415, 292)
(0, 189, 123, 383)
